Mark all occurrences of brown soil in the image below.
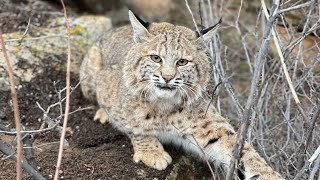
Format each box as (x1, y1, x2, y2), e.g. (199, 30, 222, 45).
(0, 0, 65, 34)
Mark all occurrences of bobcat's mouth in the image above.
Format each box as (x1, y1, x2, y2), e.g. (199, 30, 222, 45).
(155, 84, 176, 91)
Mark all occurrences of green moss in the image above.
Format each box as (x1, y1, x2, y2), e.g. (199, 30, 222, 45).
(70, 25, 86, 35)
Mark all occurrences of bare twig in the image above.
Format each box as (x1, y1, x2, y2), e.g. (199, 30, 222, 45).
(293, 145, 320, 180)
(278, 1, 314, 14)
(184, 0, 201, 37)
(309, 154, 320, 180)
(296, 102, 320, 169)
(191, 135, 216, 180)
(309, 145, 320, 165)
(5, 35, 67, 42)
(262, 0, 301, 105)
(0, 122, 60, 135)
(18, 16, 32, 44)
(0, 27, 23, 180)
(22, 134, 37, 171)
(293, 161, 309, 180)
(54, 0, 72, 179)
(284, 23, 320, 57)
(235, 0, 253, 73)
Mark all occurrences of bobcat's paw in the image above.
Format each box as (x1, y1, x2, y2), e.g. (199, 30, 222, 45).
(133, 149, 172, 170)
(94, 108, 108, 124)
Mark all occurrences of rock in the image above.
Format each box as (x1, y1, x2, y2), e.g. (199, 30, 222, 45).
(125, 0, 199, 28)
(47, 0, 199, 28)
(0, 16, 112, 91)
(125, 0, 172, 20)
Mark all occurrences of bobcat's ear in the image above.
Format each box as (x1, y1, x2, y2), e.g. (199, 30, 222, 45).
(128, 10, 152, 43)
(195, 18, 221, 45)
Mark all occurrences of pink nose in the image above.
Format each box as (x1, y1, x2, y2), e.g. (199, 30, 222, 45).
(162, 74, 174, 83)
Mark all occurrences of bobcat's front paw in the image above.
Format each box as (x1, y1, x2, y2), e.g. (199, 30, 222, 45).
(133, 149, 172, 170)
(94, 108, 108, 124)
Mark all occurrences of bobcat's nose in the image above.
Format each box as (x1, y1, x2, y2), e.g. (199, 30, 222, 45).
(161, 74, 174, 83)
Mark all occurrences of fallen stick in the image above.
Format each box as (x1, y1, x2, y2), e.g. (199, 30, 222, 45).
(0, 141, 45, 180)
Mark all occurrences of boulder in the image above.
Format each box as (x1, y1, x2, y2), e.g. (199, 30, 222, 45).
(0, 16, 112, 91)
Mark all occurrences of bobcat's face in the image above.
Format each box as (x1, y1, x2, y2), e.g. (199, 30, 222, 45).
(135, 34, 207, 103)
(124, 13, 219, 104)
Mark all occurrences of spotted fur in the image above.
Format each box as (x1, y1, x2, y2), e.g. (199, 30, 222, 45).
(80, 11, 284, 180)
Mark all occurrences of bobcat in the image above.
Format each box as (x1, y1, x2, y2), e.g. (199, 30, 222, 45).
(80, 11, 284, 180)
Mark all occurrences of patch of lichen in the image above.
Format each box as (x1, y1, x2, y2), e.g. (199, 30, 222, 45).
(3, 32, 23, 40)
(70, 25, 87, 35)
(46, 17, 65, 27)
(30, 47, 43, 56)
(10, 45, 22, 53)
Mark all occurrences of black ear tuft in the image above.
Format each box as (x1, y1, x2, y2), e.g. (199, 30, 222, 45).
(131, 11, 150, 29)
(196, 18, 222, 37)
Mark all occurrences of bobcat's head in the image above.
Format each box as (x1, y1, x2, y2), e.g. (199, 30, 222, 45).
(123, 11, 219, 105)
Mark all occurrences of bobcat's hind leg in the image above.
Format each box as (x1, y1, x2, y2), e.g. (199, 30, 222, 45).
(131, 135, 172, 170)
(94, 108, 108, 124)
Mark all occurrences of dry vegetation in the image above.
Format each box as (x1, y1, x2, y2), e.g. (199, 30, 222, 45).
(0, 0, 319, 179)
(195, 0, 320, 179)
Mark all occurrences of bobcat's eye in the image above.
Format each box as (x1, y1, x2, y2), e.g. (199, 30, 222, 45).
(176, 59, 189, 66)
(150, 55, 162, 63)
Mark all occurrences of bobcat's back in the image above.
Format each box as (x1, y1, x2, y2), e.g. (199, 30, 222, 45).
(80, 26, 133, 101)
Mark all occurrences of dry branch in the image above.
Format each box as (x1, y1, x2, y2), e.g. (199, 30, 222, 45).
(278, 1, 315, 14)
(54, 0, 72, 179)
(191, 135, 216, 180)
(22, 134, 37, 170)
(309, 155, 320, 180)
(0, 27, 23, 180)
(296, 101, 320, 169)
(0, 141, 45, 180)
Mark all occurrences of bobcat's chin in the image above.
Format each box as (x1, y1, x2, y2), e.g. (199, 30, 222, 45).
(154, 86, 177, 99)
